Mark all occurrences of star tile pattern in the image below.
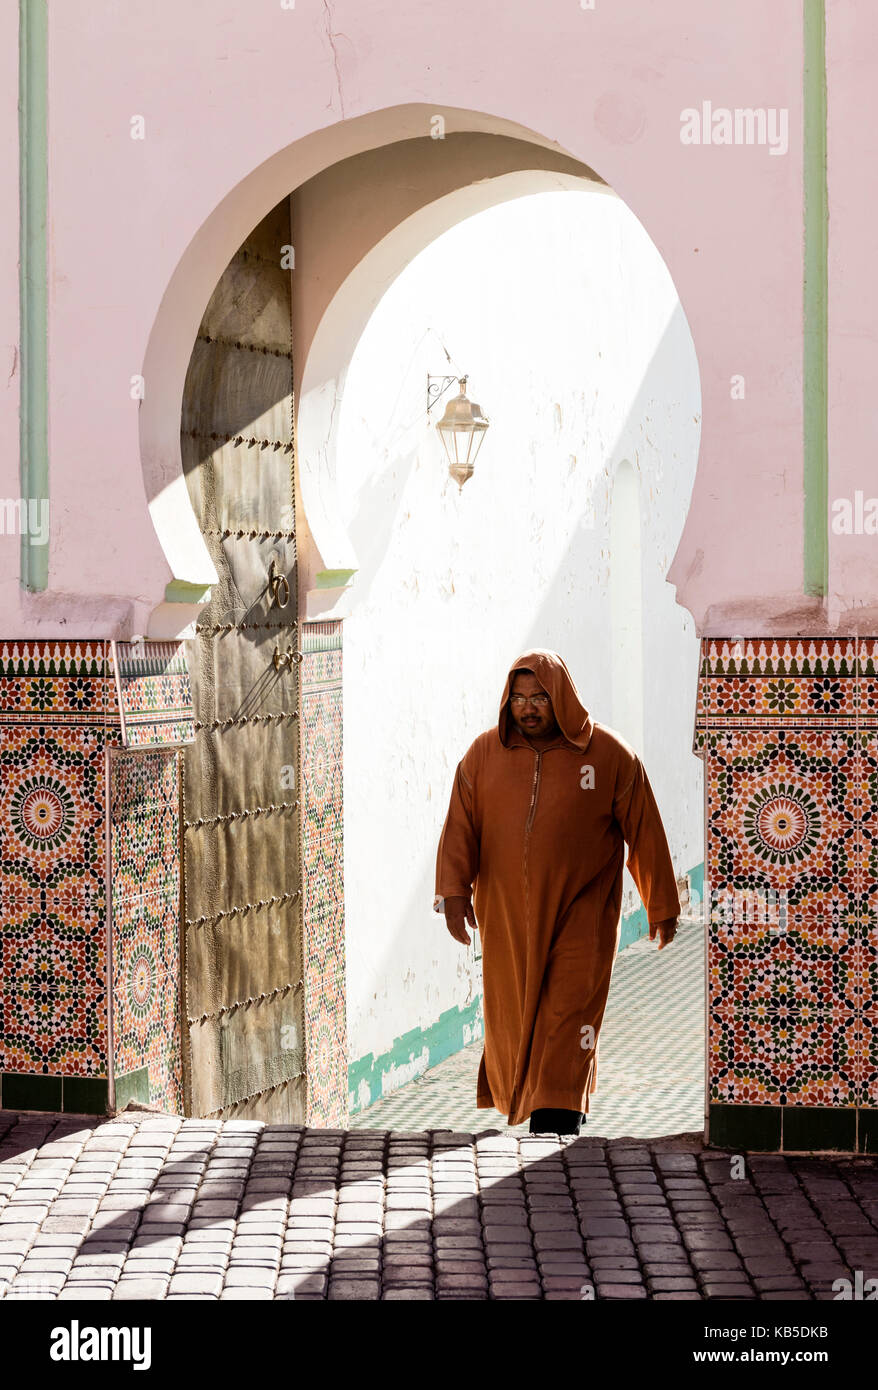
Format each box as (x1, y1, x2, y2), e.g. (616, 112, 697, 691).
(0, 643, 111, 1085)
(0, 643, 185, 1112)
(109, 748, 184, 1113)
(698, 639, 878, 1141)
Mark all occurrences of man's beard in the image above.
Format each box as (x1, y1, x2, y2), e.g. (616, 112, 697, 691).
(516, 714, 558, 738)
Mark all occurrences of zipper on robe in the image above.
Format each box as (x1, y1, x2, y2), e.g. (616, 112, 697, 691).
(510, 748, 543, 1122)
(525, 750, 542, 834)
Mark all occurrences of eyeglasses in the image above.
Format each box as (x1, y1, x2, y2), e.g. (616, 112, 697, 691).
(510, 693, 550, 707)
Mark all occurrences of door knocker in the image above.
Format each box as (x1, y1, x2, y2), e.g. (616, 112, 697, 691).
(268, 557, 290, 610)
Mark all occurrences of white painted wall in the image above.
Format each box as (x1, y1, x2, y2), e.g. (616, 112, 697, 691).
(335, 189, 702, 1098)
(610, 459, 645, 754)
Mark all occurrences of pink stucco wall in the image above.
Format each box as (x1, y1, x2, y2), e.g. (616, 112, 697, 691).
(2, 0, 868, 637)
(826, 0, 878, 631)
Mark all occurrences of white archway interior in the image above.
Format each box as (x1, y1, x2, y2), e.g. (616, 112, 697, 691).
(296, 168, 611, 616)
(139, 110, 704, 1112)
(333, 189, 703, 1106)
(611, 458, 645, 754)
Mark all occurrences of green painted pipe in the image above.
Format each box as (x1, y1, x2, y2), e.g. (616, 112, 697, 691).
(803, 0, 828, 598)
(19, 0, 49, 592)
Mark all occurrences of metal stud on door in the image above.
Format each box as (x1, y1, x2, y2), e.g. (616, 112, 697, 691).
(179, 198, 304, 1121)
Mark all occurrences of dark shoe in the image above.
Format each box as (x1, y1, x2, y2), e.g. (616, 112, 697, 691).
(528, 1107, 583, 1136)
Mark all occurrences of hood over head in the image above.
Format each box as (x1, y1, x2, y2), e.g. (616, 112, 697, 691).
(498, 648, 594, 751)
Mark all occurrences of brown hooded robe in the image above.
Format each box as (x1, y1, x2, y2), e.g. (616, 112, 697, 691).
(435, 649, 681, 1126)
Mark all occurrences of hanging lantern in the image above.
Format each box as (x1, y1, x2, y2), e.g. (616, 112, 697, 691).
(435, 377, 489, 490)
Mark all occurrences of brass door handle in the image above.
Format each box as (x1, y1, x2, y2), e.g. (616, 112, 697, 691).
(268, 557, 290, 610)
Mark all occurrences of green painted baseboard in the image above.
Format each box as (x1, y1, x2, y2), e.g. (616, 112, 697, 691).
(620, 860, 704, 949)
(348, 997, 483, 1115)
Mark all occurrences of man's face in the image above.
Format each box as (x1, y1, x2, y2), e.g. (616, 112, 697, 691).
(509, 671, 558, 740)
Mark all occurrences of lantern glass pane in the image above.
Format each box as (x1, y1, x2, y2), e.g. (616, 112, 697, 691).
(439, 422, 488, 468)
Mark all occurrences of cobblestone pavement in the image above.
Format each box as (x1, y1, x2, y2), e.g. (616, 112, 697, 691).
(350, 919, 704, 1136)
(2, 1107, 878, 1301)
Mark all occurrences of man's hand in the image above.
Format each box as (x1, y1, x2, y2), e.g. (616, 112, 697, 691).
(649, 917, 679, 951)
(444, 895, 476, 946)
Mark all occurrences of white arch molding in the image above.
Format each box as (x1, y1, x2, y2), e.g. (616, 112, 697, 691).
(137, 104, 703, 634)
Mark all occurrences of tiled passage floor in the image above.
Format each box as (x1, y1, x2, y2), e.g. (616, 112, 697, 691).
(350, 919, 704, 1136)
